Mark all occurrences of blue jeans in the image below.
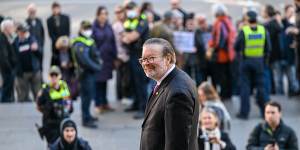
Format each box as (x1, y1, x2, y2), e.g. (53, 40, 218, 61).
(272, 60, 299, 94)
(263, 65, 272, 101)
(80, 72, 96, 122)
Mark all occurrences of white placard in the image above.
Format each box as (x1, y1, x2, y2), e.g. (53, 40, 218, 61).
(173, 31, 195, 53)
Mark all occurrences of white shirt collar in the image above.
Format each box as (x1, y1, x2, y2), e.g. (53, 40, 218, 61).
(156, 64, 175, 86)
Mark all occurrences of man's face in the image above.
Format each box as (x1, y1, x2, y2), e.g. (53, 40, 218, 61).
(185, 19, 195, 31)
(63, 127, 76, 143)
(52, 6, 61, 16)
(265, 105, 281, 126)
(285, 7, 295, 19)
(170, 0, 180, 9)
(17, 31, 26, 40)
(141, 44, 169, 81)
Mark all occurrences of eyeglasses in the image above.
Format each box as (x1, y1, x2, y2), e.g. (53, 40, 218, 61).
(138, 56, 161, 64)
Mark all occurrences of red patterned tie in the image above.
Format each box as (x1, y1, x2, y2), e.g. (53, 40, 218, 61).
(152, 84, 159, 96)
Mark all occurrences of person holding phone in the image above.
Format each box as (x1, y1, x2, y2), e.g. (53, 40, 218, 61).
(198, 107, 236, 150)
(247, 101, 298, 150)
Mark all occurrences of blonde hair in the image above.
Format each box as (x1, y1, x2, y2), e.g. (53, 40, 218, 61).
(198, 81, 220, 101)
(55, 36, 70, 50)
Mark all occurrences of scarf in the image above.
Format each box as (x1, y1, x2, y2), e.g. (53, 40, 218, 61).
(202, 127, 222, 150)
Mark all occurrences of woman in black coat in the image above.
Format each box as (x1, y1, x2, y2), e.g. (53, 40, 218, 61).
(198, 107, 236, 150)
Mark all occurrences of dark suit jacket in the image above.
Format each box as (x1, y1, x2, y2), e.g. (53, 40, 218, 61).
(140, 67, 199, 150)
(47, 13, 70, 44)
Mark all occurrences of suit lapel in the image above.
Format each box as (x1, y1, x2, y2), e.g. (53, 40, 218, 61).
(142, 67, 178, 127)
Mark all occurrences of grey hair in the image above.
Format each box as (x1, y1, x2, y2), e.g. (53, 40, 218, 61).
(143, 38, 176, 64)
(0, 19, 14, 32)
(212, 3, 228, 16)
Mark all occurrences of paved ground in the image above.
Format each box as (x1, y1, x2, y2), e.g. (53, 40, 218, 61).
(0, 0, 299, 149)
(0, 95, 299, 149)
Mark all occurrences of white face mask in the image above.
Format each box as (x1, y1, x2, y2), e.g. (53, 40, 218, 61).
(127, 10, 137, 19)
(82, 29, 92, 37)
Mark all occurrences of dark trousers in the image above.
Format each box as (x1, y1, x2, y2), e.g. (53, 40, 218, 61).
(95, 81, 108, 106)
(129, 55, 148, 112)
(50, 41, 60, 66)
(211, 62, 232, 99)
(80, 72, 96, 122)
(116, 62, 132, 100)
(239, 58, 268, 117)
(0, 70, 15, 102)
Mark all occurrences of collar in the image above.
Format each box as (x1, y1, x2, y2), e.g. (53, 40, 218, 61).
(156, 64, 175, 86)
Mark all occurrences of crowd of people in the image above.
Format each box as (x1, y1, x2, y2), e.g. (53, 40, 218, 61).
(1, 0, 300, 149)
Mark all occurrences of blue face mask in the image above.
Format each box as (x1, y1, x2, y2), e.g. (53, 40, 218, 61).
(127, 10, 137, 19)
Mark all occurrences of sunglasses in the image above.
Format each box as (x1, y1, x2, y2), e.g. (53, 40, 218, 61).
(50, 73, 58, 77)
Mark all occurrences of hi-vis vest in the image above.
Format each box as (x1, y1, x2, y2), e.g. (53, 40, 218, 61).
(71, 36, 94, 47)
(124, 14, 147, 31)
(242, 25, 266, 57)
(42, 80, 70, 101)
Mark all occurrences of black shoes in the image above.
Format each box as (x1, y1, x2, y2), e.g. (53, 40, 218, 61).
(125, 106, 139, 112)
(236, 113, 248, 120)
(82, 120, 98, 129)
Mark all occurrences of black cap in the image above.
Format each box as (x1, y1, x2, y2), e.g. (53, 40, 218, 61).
(247, 10, 257, 22)
(60, 118, 77, 137)
(16, 23, 29, 32)
(126, 1, 137, 10)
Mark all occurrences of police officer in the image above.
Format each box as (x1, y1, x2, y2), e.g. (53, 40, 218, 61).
(72, 20, 102, 128)
(122, 1, 149, 119)
(36, 66, 73, 145)
(234, 10, 271, 119)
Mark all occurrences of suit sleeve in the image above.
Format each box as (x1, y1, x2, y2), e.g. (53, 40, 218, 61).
(47, 18, 56, 41)
(164, 90, 195, 150)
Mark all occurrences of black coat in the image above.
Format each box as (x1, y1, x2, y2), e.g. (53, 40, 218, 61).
(140, 67, 199, 150)
(26, 17, 45, 49)
(47, 13, 70, 66)
(47, 14, 70, 42)
(264, 19, 283, 64)
(198, 129, 236, 150)
(49, 137, 92, 150)
(0, 32, 18, 72)
(247, 121, 298, 150)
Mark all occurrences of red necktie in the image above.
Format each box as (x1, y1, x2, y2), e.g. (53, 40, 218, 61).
(152, 84, 159, 96)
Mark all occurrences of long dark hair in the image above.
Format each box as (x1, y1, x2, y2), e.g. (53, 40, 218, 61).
(96, 6, 107, 17)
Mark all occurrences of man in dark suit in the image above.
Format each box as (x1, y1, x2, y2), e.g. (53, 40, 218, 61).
(139, 38, 199, 150)
(47, 2, 70, 66)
